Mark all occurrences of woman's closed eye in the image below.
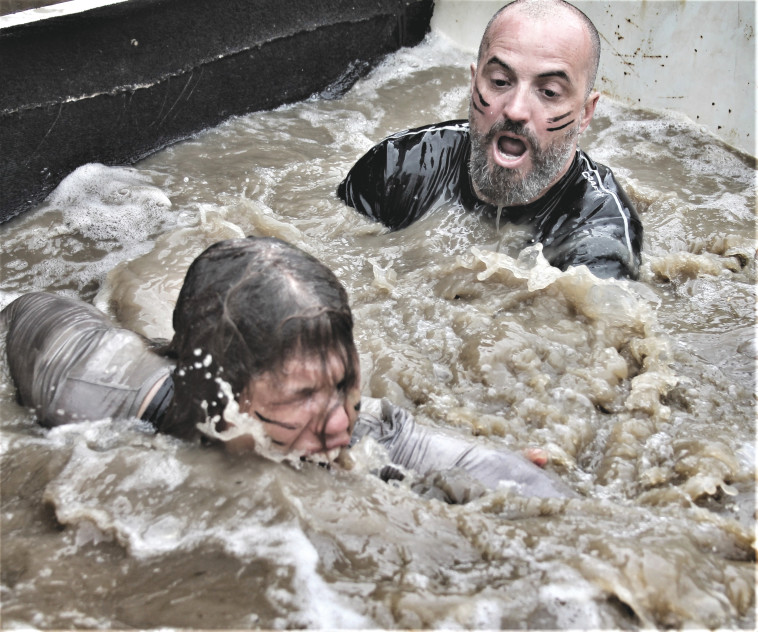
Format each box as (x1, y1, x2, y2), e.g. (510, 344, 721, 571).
(335, 377, 350, 395)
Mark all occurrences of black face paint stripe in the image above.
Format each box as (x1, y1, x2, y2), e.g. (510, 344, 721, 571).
(476, 87, 490, 108)
(471, 97, 485, 115)
(547, 119, 575, 132)
(547, 111, 572, 123)
(254, 410, 298, 430)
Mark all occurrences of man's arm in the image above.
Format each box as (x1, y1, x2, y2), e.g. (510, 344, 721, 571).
(546, 226, 642, 280)
(337, 121, 470, 231)
(541, 153, 643, 280)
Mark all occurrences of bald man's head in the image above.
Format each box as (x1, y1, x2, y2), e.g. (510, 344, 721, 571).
(477, 0, 601, 97)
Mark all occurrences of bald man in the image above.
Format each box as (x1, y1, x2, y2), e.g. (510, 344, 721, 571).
(338, 0, 642, 280)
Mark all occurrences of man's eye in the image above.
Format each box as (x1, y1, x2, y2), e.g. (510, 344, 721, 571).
(493, 78, 508, 87)
(543, 89, 558, 98)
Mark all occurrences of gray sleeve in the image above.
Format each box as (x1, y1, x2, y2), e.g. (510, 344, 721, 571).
(2, 292, 171, 426)
(352, 397, 576, 499)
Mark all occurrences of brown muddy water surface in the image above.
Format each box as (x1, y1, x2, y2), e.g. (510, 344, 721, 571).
(1, 36, 755, 629)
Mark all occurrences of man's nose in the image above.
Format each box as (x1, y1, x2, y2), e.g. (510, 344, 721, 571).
(501, 84, 530, 123)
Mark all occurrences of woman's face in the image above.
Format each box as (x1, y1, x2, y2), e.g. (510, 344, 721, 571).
(235, 351, 360, 463)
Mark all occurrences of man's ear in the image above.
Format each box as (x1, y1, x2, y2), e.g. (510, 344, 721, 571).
(579, 91, 600, 133)
(469, 62, 477, 94)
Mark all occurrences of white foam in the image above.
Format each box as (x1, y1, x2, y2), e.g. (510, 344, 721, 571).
(1, 163, 176, 296)
(47, 163, 172, 243)
(195, 377, 281, 461)
(538, 577, 608, 629)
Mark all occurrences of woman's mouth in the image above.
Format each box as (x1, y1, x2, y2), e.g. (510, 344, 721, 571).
(300, 446, 345, 467)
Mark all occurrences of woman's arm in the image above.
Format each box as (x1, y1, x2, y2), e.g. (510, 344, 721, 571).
(352, 397, 576, 499)
(2, 292, 171, 426)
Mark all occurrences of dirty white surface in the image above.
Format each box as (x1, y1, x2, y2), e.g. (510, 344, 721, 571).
(432, 0, 755, 156)
(0, 0, 127, 25)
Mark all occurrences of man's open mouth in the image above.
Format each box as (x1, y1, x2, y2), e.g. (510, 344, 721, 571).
(497, 134, 527, 159)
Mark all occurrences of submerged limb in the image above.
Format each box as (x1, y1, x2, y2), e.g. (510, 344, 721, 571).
(523, 446, 549, 467)
(352, 397, 576, 499)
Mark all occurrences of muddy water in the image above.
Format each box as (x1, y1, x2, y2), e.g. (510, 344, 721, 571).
(1, 35, 755, 629)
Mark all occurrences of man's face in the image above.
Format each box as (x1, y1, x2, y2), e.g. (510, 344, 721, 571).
(235, 352, 360, 464)
(468, 8, 599, 207)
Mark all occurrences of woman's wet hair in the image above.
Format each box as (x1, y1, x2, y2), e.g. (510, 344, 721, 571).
(157, 236, 358, 440)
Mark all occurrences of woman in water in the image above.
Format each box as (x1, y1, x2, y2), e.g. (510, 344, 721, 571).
(2, 236, 573, 499)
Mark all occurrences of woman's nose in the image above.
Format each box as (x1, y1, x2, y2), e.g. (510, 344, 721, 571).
(323, 402, 351, 444)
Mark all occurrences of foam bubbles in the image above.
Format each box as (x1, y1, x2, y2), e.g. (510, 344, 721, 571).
(47, 163, 172, 243)
(1, 164, 177, 296)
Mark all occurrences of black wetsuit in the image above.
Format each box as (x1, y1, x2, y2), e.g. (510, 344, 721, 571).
(338, 120, 643, 280)
(2, 292, 574, 499)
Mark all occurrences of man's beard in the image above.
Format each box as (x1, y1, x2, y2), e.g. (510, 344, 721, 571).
(468, 106, 579, 207)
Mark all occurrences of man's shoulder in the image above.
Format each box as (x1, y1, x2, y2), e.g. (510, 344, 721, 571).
(538, 149, 642, 279)
(573, 149, 614, 183)
(565, 149, 634, 216)
(384, 119, 469, 142)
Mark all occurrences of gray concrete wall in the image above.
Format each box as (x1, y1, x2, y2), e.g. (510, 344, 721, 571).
(0, 0, 434, 222)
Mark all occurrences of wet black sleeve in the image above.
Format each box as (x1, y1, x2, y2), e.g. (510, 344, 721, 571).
(337, 121, 470, 231)
(538, 153, 643, 280)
